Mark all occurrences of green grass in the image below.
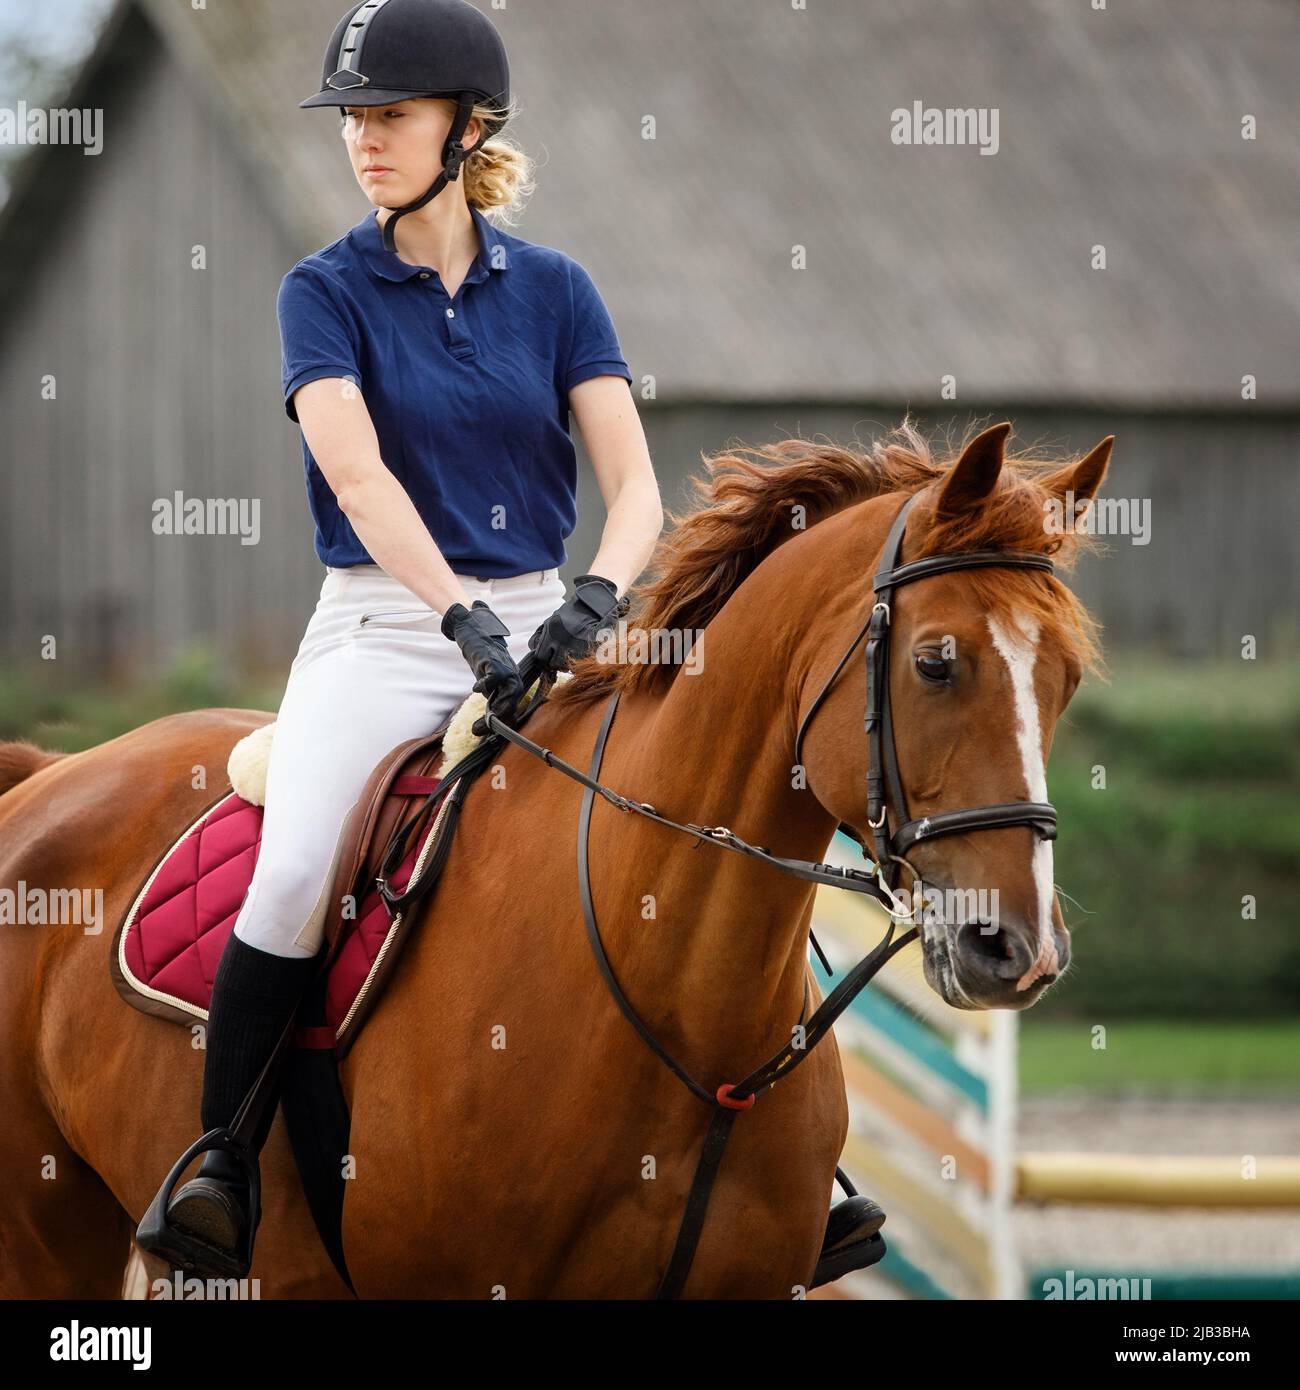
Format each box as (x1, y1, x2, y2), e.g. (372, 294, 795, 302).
(1019, 1020, 1300, 1092)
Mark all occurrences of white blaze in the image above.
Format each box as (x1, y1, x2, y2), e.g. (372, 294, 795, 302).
(985, 613, 1059, 987)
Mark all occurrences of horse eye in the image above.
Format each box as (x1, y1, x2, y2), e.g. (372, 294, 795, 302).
(915, 654, 950, 683)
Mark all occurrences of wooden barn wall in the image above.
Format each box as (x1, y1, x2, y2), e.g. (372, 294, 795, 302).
(0, 31, 1293, 680)
(573, 406, 1299, 663)
(0, 21, 320, 682)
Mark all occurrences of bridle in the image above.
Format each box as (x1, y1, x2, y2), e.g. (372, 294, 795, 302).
(794, 489, 1058, 909)
(375, 486, 1064, 1297)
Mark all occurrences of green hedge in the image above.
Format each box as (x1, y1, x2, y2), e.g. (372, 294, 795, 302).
(1043, 660, 1300, 1019)
(0, 643, 284, 752)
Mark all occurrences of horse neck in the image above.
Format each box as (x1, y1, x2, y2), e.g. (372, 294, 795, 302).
(590, 556, 845, 1071)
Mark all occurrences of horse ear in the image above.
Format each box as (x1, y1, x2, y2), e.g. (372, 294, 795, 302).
(934, 421, 1010, 518)
(1043, 435, 1113, 508)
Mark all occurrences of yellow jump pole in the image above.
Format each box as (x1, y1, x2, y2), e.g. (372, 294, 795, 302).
(1016, 1153, 1300, 1208)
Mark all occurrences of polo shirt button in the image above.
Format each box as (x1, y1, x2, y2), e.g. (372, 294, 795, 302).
(446, 308, 455, 318)
(419, 272, 430, 280)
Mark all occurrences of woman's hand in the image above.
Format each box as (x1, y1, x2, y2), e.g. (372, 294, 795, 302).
(440, 600, 525, 735)
(527, 574, 629, 671)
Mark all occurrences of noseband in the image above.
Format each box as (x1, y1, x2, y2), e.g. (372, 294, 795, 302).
(795, 490, 1058, 905)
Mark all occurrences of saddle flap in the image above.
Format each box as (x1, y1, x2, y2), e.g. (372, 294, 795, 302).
(322, 722, 454, 968)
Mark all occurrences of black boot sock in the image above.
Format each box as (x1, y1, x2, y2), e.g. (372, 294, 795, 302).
(198, 933, 320, 1156)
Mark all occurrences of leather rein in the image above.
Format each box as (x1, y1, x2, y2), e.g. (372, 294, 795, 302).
(375, 488, 1062, 1296)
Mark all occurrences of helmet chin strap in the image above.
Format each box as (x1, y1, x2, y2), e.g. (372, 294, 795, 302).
(379, 94, 484, 253)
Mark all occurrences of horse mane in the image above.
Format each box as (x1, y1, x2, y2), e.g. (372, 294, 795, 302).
(553, 417, 1103, 709)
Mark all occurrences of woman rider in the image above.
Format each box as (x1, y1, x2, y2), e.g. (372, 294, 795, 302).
(136, 0, 661, 1276)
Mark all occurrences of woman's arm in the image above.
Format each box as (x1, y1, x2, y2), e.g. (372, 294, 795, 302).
(292, 377, 474, 615)
(569, 376, 663, 594)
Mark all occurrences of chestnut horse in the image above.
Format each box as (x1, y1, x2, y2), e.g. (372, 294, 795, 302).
(0, 421, 1109, 1298)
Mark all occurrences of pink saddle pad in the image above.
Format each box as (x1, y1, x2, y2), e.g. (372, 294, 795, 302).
(112, 786, 437, 1048)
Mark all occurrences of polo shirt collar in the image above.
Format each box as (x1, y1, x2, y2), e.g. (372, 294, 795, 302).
(353, 205, 507, 285)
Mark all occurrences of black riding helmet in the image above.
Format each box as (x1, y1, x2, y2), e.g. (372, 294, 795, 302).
(300, 0, 510, 252)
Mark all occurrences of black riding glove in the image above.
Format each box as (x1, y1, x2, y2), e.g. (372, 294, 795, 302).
(440, 599, 525, 736)
(527, 573, 630, 671)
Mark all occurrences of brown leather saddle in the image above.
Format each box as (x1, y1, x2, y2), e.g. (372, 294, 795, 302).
(313, 702, 497, 1057)
(316, 668, 557, 1055)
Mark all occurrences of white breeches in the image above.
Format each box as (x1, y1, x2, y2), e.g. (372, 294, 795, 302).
(232, 565, 565, 958)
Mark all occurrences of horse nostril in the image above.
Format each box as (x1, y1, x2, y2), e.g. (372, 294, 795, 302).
(956, 920, 1035, 980)
(959, 920, 1013, 962)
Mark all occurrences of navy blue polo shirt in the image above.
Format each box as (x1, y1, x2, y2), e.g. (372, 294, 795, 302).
(277, 204, 633, 574)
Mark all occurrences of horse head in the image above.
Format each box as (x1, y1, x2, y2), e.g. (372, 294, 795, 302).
(796, 423, 1111, 1010)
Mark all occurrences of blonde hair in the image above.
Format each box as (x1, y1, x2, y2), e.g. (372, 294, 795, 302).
(448, 96, 535, 226)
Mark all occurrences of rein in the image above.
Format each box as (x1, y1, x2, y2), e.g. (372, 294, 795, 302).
(464, 690, 919, 1296)
(373, 487, 1063, 1296)
(375, 653, 917, 1297)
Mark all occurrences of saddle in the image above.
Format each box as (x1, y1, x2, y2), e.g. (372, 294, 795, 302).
(119, 676, 561, 1291)
(113, 716, 450, 1055)
(121, 664, 885, 1294)
(112, 675, 555, 1056)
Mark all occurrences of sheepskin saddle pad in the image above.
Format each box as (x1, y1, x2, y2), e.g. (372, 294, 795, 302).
(111, 676, 565, 1056)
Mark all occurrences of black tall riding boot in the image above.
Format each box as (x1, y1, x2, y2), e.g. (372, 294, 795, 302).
(160, 932, 319, 1268)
